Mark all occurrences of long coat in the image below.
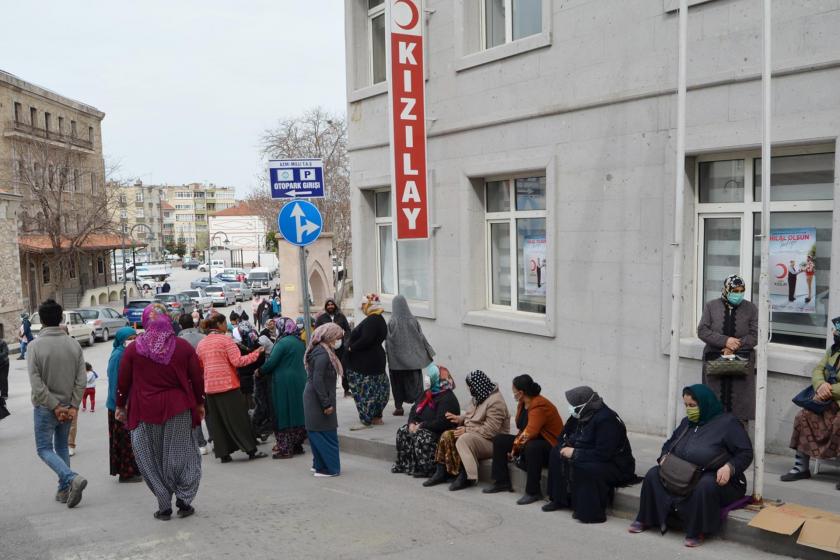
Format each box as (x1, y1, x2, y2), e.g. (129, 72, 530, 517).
(303, 346, 338, 432)
(463, 389, 511, 440)
(261, 335, 307, 430)
(347, 314, 387, 375)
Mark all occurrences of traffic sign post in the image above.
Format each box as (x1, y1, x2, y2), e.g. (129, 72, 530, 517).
(269, 159, 325, 200)
(277, 200, 324, 342)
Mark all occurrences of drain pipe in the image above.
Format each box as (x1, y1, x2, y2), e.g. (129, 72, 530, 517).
(666, 0, 689, 433)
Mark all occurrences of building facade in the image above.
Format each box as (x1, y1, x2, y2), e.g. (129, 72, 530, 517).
(115, 180, 166, 261)
(345, 0, 840, 451)
(208, 202, 268, 267)
(162, 182, 236, 255)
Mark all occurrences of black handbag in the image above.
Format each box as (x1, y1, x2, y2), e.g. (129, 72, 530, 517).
(792, 354, 839, 414)
(658, 426, 728, 497)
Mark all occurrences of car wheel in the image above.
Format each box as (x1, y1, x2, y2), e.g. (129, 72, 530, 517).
(101, 328, 110, 341)
(86, 332, 95, 347)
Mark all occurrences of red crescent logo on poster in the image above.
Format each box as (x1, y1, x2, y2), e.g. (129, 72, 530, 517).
(776, 263, 788, 279)
(394, 0, 419, 30)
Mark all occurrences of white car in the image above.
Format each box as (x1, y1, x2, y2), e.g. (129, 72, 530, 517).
(182, 288, 213, 312)
(203, 284, 236, 306)
(198, 259, 225, 272)
(29, 310, 96, 347)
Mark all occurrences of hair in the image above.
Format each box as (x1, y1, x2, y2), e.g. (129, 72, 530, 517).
(85, 362, 92, 371)
(205, 313, 227, 330)
(38, 299, 63, 327)
(229, 312, 240, 323)
(512, 374, 541, 397)
(179, 314, 195, 330)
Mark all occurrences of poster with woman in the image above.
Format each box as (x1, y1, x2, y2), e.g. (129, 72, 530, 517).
(769, 227, 817, 314)
(523, 236, 547, 296)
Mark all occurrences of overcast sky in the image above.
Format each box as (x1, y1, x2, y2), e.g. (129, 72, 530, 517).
(1, 1, 347, 197)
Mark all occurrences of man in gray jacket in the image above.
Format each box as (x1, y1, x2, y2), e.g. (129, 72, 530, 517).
(28, 299, 88, 508)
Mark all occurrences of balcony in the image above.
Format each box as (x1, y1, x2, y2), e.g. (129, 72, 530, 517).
(4, 120, 95, 152)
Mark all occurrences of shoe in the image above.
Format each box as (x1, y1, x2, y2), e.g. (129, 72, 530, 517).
(310, 467, 316, 473)
(423, 464, 451, 487)
(391, 465, 406, 474)
(154, 509, 173, 521)
(684, 535, 704, 548)
(82, 408, 86, 412)
(448, 469, 476, 492)
(392, 408, 404, 416)
(118, 475, 143, 483)
(371, 418, 384, 425)
(273, 453, 293, 459)
(55, 489, 69, 504)
(780, 470, 811, 482)
(248, 451, 268, 460)
(805, 298, 812, 303)
(542, 502, 562, 512)
(66, 475, 87, 508)
(628, 521, 648, 534)
(482, 482, 513, 494)
(314, 471, 339, 477)
(176, 499, 195, 518)
(220, 455, 232, 463)
(69, 448, 76, 457)
(516, 493, 543, 505)
(412, 471, 431, 479)
(294, 444, 305, 455)
(349, 423, 372, 431)
(199, 447, 208, 456)
(344, 390, 352, 398)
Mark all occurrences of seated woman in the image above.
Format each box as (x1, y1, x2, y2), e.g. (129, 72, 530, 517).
(781, 317, 840, 489)
(483, 375, 563, 505)
(391, 365, 459, 477)
(543, 386, 637, 523)
(629, 384, 753, 548)
(423, 370, 510, 491)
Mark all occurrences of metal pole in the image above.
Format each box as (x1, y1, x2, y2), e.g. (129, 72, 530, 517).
(121, 228, 127, 308)
(753, 0, 772, 504)
(666, 0, 689, 433)
(299, 246, 312, 342)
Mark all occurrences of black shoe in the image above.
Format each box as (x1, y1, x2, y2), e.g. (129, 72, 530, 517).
(422, 464, 451, 487)
(805, 298, 812, 303)
(516, 493, 543, 505)
(220, 455, 233, 463)
(542, 501, 562, 512)
(294, 444, 305, 455)
(449, 473, 476, 492)
(248, 451, 268, 460)
(176, 499, 195, 518)
(391, 465, 406, 474)
(154, 509, 173, 521)
(780, 470, 811, 482)
(836, 480, 840, 491)
(482, 482, 513, 494)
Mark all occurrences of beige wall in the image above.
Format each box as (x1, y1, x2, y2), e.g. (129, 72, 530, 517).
(277, 233, 335, 315)
(0, 193, 23, 343)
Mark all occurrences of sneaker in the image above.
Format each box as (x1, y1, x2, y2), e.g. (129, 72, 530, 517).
(199, 447, 208, 456)
(69, 448, 76, 457)
(780, 470, 811, 482)
(55, 489, 69, 504)
(349, 423, 372, 431)
(66, 475, 87, 508)
(314, 472, 339, 478)
(310, 467, 316, 473)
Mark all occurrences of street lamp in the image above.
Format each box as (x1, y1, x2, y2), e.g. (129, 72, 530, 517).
(209, 231, 229, 285)
(120, 222, 155, 308)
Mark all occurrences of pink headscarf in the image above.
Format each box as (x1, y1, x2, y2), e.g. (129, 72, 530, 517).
(134, 303, 177, 365)
(304, 323, 345, 378)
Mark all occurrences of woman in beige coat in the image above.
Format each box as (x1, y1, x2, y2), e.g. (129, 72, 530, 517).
(423, 370, 510, 490)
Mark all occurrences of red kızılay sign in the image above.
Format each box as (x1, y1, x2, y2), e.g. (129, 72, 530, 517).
(387, 0, 429, 240)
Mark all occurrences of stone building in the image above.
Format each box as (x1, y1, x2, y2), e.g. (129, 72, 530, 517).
(344, 0, 840, 451)
(114, 180, 166, 261)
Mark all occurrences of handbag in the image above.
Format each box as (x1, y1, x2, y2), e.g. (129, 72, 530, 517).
(658, 426, 728, 497)
(792, 354, 839, 414)
(703, 351, 752, 377)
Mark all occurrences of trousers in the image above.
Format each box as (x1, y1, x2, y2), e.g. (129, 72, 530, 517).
(490, 434, 551, 496)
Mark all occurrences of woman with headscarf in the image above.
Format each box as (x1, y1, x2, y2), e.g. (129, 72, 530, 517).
(260, 317, 308, 459)
(629, 384, 753, 547)
(115, 304, 205, 519)
(303, 323, 346, 477)
(195, 313, 267, 463)
(543, 386, 637, 523)
(106, 326, 141, 483)
(346, 293, 389, 430)
(235, 320, 263, 410)
(697, 274, 758, 423)
(315, 298, 352, 397)
(385, 294, 435, 416)
(392, 364, 459, 477)
(233, 302, 249, 323)
(424, 370, 510, 491)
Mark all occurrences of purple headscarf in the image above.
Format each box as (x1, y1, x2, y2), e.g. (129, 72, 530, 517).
(278, 317, 299, 337)
(134, 303, 177, 365)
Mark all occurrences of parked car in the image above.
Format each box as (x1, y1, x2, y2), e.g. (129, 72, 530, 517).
(222, 268, 248, 281)
(154, 293, 195, 316)
(182, 288, 213, 312)
(247, 267, 274, 295)
(75, 307, 129, 341)
(190, 276, 230, 290)
(30, 311, 96, 347)
(204, 284, 236, 306)
(198, 259, 225, 272)
(228, 281, 253, 302)
(216, 271, 239, 283)
(183, 258, 200, 270)
(123, 299, 153, 327)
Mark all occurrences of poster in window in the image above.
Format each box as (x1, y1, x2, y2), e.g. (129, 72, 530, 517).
(769, 227, 817, 314)
(523, 236, 547, 297)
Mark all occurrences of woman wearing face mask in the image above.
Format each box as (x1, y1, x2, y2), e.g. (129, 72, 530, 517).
(629, 384, 753, 548)
(780, 317, 840, 489)
(260, 318, 308, 459)
(391, 364, 459, 477)
(483, 375, 563, 505)
(106, 327, 141, 483)
(543, 386, 637, 522)
(697, 274, 758, 423)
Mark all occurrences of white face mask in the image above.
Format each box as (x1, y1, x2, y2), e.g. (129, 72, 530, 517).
(332, 339, 342, 350)
(423, 375, 431, 391)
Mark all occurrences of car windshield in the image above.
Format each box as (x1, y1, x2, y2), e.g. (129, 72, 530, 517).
(183, 291, 198, 297)
(156, 295, 177, 302)
(205, 287, 222, 293)
(77, 310, 99, 320)
(248, 273, 269, 280)
(127, 301, 152, 308)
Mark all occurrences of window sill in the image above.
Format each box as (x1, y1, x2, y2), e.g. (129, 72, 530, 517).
(674, 337, 824, 378)
(462, 309, 554, 338)
(455, 31, 552, 73)
(348, 82, 388, 103)
(379, 294, 435, 319)
(664, 0, 718, 12)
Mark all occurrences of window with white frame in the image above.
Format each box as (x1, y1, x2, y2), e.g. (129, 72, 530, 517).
(368, 0, 386, 85)
(373, 189, 431, 300)
(695, 147, 834, 348)
(135, 191, 144, 203)
(485, 176, 547, 314)
(481, 0, 542, 50)
(136, 208, 145, 218)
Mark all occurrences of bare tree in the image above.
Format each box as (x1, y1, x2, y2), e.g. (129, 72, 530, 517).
(252, 107, 351, 297)
(9, 136, 120, 305)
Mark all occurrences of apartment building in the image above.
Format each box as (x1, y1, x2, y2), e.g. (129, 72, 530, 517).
(114, 180, 166, 260)
(162, 182, 236, 255)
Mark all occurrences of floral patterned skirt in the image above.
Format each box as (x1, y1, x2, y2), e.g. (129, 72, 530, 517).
(435, 429, 463, 476)
(393, 425, 438, 476)
(274, 426, 307, 458)
(347, 370, 390, 425)
(790, 401, 840, 459)
(108, 409, 140, 480)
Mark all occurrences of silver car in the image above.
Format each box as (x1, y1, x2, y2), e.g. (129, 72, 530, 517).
(204, 284, 236, 306)
(228, 281, 253, 302)
(75, 307, 130, 341)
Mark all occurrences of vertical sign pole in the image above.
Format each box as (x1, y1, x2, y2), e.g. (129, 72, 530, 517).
(299, 246, 312, 342)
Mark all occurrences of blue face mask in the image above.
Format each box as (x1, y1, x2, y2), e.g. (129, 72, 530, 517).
(727, 292, 745, 306)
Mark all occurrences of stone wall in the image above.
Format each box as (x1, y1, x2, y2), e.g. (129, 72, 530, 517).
(0, 193, 24, 345)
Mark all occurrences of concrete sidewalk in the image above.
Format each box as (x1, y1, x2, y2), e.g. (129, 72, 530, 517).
(333, 393, 840, 560)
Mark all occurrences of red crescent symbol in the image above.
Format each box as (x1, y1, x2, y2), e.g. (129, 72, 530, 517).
(775, 263, 788, 279)
(394, 0, 419, 30)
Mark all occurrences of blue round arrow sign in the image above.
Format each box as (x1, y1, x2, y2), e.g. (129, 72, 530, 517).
(277, 200, 323, 247)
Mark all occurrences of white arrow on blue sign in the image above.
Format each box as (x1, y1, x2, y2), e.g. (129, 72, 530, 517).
(269, 159, 325, 199)
(277, 200, 323, 247)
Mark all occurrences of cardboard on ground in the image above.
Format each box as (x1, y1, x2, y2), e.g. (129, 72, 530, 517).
(749, 503, 840, 554)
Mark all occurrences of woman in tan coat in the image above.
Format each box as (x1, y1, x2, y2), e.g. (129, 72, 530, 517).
(423, 370, 510, 490)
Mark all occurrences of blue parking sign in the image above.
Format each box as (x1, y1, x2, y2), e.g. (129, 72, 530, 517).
(269, 159, 325, 199)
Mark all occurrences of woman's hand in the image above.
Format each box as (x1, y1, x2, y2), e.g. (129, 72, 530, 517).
(196, 404, 205, 422)
(444, 411, 461, 424)
(323, 406, 335, 416)
(408, 422, 419, 433)
(816, 382, 833, 401)
(115, 407, 127, 423)
(725, 337, 741, 352)
(453, 427, 466, 438)
(560, 446, 575, 459)
(716, 463, 732, 486)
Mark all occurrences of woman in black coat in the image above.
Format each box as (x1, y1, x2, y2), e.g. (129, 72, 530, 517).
(629, 384, 753, 548)
(346, 294, 389, 430)
(543, 386, 636, 523)
(392, 366, 459, 477)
